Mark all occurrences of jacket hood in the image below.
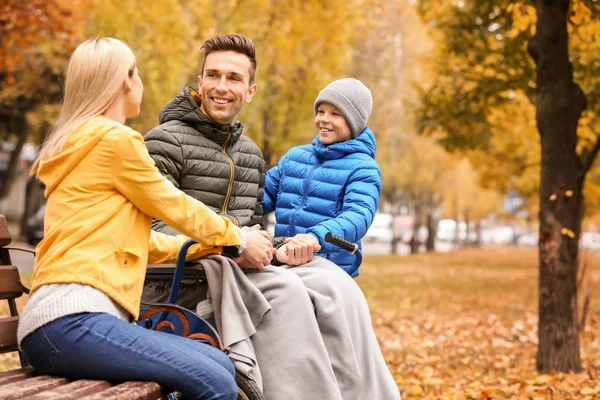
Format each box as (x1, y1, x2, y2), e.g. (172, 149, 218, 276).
(37, 116, 117, 198)
(311, 126, 377, 160)
(159, 86, 243, 145)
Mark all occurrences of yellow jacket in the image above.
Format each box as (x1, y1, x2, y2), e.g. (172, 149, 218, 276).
(31, 116, 241, 318)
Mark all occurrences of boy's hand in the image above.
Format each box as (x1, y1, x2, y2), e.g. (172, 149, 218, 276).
(286, 233, 321, 252)
(276, 239, 313, 266)
(233, 229, 274, 270)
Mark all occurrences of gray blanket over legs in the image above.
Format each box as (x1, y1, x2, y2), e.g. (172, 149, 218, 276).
(200, 255, 271, 388)
(282, 257, 401, 400)
(203, 255, 344, 398)
(202, 255, 400, 400)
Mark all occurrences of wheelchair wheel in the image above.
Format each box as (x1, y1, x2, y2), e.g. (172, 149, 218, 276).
(236, 370, 266, 400)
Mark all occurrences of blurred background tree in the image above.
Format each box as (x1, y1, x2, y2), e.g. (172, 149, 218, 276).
(414, 0, 600, 373)
(0, 0, 75, 198)
(73, 0, 199, 134)
(0, 0, 77, 236)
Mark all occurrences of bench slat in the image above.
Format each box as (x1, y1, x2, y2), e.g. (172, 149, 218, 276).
(0, 373, 165, 400)
(0, 367, 35, 385)
(0, 375, 70, 399)
(26, 379, 113, 399)
(79, 381, 165, 400)
(0, 215, 11, 248)
(0, 316, 18, 353)
(0, 265, 23, 300)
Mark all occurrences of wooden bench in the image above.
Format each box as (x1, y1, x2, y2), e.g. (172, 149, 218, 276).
(0, 215, 166, 400)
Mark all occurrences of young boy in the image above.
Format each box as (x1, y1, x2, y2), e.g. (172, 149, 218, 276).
(263, 78, 382, 277)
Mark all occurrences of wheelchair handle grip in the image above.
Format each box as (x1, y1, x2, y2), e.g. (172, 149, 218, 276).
(324, 232, 358, 255)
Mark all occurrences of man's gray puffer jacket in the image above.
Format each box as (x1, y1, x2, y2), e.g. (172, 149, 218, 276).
(144, 86, 266, 235)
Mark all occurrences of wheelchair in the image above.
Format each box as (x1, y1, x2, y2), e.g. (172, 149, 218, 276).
(139, 233, 360, 400)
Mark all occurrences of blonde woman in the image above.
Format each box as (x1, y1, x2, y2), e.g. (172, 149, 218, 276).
(17, 38, 273, 400)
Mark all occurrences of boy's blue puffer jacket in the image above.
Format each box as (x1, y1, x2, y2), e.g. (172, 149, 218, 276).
(263, 127, 382, 277)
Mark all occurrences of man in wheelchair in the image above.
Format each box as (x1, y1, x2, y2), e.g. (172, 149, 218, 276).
(142, 34, 400, 400)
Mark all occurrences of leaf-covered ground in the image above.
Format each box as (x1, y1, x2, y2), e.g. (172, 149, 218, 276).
(357, 247, 600, 399)
(3, 248, 600, 400)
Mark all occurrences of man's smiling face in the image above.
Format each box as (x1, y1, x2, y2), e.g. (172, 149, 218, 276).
(198, 50, 257, 125)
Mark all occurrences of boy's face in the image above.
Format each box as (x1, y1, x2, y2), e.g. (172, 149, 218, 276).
(198, 50, 258, 125)
(315, 103, 352, 145)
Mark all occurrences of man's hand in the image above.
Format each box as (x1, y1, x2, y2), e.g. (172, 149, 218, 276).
(232, 227, 274, 270)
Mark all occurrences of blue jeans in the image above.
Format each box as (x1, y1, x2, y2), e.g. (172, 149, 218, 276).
(21, 313, 237, 400)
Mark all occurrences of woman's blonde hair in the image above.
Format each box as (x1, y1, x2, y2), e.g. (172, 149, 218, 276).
(31, 37, 136, 174)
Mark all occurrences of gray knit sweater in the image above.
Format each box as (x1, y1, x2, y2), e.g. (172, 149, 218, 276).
(17, 283, 130, 345)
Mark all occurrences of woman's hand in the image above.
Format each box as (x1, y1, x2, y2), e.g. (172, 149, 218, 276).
(233, 226, 274, 270)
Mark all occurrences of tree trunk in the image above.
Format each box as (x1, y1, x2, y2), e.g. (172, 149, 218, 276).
(0, 116, 28, 200)
(261, 110, 273, 169)
(390, 201, 400, 255)
(19, 176, 42, 238)
(425, 212, 436, 252)
(260, 64, 278, 169)
(452, 195, 460, 249)
(409, 229, 419, 254)
(474, 221, 482, 248)
(453, 219, 461, 249)
(19, 122, 51, 238)
(528, 0, 587, 373)
(410, 208, 421, 254)
(464, 212, 471, 247)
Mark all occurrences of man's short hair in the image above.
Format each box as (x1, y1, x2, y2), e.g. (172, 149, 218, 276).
(200, 34, 257, 84)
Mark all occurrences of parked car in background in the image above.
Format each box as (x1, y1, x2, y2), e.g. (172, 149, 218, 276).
(364, 212, 393, 243)
(26, 204, 45, 246)
(514, 231, 600, 250)
(516, 232, 538, 247)
(437, 219, 478, 244)
(580, 232, 600, 251)
(437, 219, 457, 242)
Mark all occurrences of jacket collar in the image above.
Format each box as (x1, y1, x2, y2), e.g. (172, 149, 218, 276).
(159, 86, 244, 146)
(312, 126, 377, 161)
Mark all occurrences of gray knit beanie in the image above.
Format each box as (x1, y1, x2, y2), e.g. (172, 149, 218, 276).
(314, 78, 373, 138)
